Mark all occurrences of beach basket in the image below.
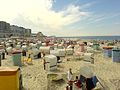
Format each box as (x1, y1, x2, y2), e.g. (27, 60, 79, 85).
(16, 45, 21, 50)
(93, 44, 100, 50)
(0, 52, 1, 66)
(112, 49, 120, 62)
(6, 47, 13, 54)
(103, 46, 113, 57)
(58, 49, 66, 57)
(0, 45, 5, 59)
(0, 66, 22, 90)
(83, 53, 94, 62)
(80, 43, 85, 52)
(50, 50, 59, 56)
(66, 48, 74, 55)
(45, 55, 57, 71)
(39, 46, 50, 54)
(12, 51, 22, 67)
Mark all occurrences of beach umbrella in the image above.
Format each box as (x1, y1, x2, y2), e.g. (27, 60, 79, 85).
(80, 66, 93, 78)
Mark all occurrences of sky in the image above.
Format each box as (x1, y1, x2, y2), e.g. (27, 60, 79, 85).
(0, 0, 120, 36)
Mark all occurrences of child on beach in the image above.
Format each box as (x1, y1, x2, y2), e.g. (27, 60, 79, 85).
(27, 54, 32, 64)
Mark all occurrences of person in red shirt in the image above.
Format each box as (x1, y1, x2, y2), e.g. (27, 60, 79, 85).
(74, 76, 83, 90)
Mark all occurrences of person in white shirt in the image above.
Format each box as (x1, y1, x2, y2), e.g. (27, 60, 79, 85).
(67, 68, 73, 90)
(67, 68, 73, 81)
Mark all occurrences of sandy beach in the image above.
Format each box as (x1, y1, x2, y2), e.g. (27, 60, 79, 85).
(0, 0, 120, 89)
(1, 51, 120, 90)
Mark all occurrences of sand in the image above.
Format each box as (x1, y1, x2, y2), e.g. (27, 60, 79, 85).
(1, 51, 120, 90)
(94, 53, 120, 90)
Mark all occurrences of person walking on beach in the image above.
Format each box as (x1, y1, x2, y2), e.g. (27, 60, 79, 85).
(67, 68, 73, 90)
(42, 52, 46, 70)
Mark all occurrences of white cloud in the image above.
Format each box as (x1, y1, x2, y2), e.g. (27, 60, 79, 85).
(80, 1, 97, 9)
(86, 12, 120, 25)
(0, 0, 89, 35)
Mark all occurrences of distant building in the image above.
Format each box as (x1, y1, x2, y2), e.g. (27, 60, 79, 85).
(0, 21, 11, 38)
(0, 21, 31, 38)
(10, 25, 31, 37)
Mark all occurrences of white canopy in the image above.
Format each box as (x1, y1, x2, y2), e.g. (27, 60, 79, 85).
(80, 66, 93, 78)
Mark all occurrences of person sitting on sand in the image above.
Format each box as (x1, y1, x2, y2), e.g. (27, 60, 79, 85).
(27, 54, 32, 64)
(67, 68, 73, 90)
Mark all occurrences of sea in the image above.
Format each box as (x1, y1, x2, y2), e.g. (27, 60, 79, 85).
(59, 36, 120, 41)
(0, 36, 120, 41)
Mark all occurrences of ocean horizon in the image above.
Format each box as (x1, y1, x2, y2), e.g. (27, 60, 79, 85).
(58, 36, 120, 40)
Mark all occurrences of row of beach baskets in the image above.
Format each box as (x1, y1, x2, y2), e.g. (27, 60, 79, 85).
(103, 46, 120, 62)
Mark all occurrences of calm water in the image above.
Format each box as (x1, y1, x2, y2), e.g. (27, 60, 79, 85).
(59, 36, 120, 41)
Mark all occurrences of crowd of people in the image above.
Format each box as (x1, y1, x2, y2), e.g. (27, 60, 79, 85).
(66, 68, 98, 90)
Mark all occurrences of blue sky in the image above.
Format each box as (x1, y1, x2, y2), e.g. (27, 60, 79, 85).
(52, 0, 120, 36)
(0, 0, 120, 36)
